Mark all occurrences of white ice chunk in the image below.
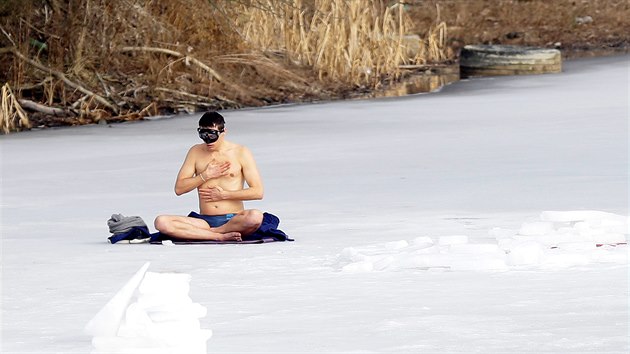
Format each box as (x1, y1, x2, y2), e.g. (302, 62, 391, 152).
(556, 242, 597, 251)
(496, 238, 515, 251)
(334, 210, 627, 273)
(410, 245, 441, 255)
(84, 262, 151, 337)
(592, 233, 627, 245)
(147, 303, 208, 322)
(489, 227, 517, 239)
(372, 255, 396, 271)
(116, 303, 154, 338)
(162, 329, 212, 354)
(540, 210, 627, 223)
(342, 261, 374, 273)
(412, 236, 434, 245)
(136, 294, 193, 311)
(339, 247, 359, 261)
(418, 254, 454, 268)
(574, 221, 606, 238)
(385, 240, 409, 250)
(518, 221, 554, 236)
(507, 241, 545, 266)
(540, 233, 584, 246)
(448, 244, 501, 254)
(388, 254, 425, 269)
(556, 226, 577, 235)
(149, 319, 201, 342)
(600, 218, 629, 234)
(438, 235, 468, 245)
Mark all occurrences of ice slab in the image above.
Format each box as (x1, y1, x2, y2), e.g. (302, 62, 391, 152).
(84, 262, 151, 337)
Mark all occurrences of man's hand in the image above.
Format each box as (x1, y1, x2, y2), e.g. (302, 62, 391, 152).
(201, 160, 230, 180)
(198, 186, 225, 202)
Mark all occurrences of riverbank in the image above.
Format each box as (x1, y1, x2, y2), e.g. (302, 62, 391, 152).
(1, 0, 627, 132)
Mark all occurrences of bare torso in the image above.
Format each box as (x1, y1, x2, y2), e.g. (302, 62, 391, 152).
(194, 143, 245, 215)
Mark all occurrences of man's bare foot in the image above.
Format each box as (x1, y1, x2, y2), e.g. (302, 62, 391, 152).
(217, 232, 241, 242)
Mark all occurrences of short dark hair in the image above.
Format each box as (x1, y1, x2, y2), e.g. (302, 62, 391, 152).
(199, 111, 225, 130)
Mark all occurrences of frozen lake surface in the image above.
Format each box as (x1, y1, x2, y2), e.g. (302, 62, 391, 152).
(1, 55, 628, 353)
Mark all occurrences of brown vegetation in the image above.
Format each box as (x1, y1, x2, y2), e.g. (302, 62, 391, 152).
(406, 0, 629, 58)
(1, 0, 449, 131)
(0, 0, 628, 133)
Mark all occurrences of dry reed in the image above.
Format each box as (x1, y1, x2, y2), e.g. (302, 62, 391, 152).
(237, 0, 447, 87)
(1, 83, 31, 133)
(0, 0, 449, 132)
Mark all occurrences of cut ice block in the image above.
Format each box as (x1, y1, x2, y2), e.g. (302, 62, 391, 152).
(449, 244, 501, 254)
(556, 242, 597, 251)
(412, 236, 434, 245)
(84, 262, 151, 337)
(342, 261, 374, 273)
(540, 210, 627, 223)
(592, 233, 626, 245)
(518, 221, 554, 236)
(385, 240, 409, 250)
(507, 241, 544, 266)
(136, 294, 193, 310)
(372, 255, 396, 270)
(147, 303, 208, 322)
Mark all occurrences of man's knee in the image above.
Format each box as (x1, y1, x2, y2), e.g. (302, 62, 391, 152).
(242, 210, 263, 230)
(154, 215, 171, 233)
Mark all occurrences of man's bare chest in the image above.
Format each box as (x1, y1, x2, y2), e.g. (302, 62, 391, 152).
(196, 153, 242, 180)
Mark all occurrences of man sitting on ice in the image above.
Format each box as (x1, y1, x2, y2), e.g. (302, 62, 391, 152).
(154, 111, 280, 242)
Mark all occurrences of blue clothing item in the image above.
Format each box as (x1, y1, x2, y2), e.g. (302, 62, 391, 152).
(187, 211, 236, 228)
(244, 212, 292, 242)
(108, 226, 152, 244)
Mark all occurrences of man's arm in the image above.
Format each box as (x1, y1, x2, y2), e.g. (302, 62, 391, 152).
(174, 146, 230, 196)
(174, 147, 203, 196)
(225, 146, 264, 200)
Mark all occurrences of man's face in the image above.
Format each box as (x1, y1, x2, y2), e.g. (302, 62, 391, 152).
(198, 126, 224, 145)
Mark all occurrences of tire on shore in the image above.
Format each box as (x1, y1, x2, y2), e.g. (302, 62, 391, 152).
(460, 45, 562, 78)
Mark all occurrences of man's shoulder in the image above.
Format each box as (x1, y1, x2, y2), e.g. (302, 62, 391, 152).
(225, 141, 249, 153)
(189, 143, 206, 153)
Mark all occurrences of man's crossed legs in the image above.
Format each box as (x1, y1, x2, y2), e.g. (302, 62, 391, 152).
(154, 209, 263, 241)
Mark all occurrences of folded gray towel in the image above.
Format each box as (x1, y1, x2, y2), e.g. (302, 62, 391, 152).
(107, 214, 148, 234)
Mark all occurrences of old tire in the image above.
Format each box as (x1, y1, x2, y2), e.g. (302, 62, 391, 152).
(460, 45, 562, 78)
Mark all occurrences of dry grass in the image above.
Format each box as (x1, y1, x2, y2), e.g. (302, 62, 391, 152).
(238, 0, 448, 87)
(0, 0, 313, 130)
(1, 82, 31, 133)
(0, 0, 447, 132)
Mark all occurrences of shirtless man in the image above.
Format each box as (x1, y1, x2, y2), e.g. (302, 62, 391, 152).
(154, 111, 264, 241)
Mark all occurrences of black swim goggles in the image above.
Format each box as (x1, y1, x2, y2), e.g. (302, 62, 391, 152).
(197, 127, 224, 144)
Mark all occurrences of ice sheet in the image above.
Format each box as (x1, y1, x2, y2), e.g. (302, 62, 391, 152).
(1, 55, 628, 353)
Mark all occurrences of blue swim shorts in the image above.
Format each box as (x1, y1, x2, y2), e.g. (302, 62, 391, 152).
(188, 211, 236, 228)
